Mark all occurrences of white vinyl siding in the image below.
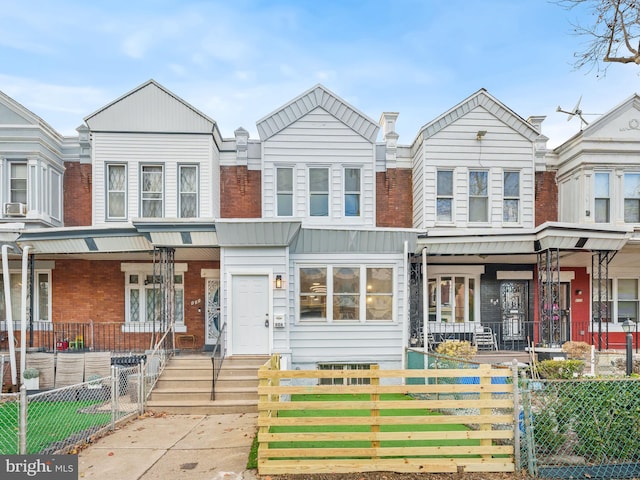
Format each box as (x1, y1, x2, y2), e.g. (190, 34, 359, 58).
(91, 133, 217, 223)
(414, 106, 536, 229)
(261, 109, 376, 226)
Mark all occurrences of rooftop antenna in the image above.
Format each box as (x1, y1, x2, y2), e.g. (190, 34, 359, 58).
(556, 96, 599, 129)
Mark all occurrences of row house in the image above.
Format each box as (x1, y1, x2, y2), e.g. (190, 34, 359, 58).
(1, 80, 638, 376)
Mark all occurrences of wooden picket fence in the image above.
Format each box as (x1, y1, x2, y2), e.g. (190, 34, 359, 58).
(257, 356, 517, 475)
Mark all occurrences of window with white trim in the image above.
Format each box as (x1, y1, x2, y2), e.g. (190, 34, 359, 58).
(594, 172, 610, 223)
(0, 271, 50, 322)
(469, 170, 488, 222)
(276, 167, 294, 216)
(299, 265, 394, 322)
(141, 165, 163, 217)
(437, 170, 453, 222)
(503, 171, 520, 223)
(107, 164, 127, 219)
(125, 271, 184, 326)
(624, 173, 640, 223)
(179, 165, 198, 218)
(309, 167, 329, 216)
(10, 162, 27, 204)
(344, 168, 361, 217)
(428, 275, 477, 323)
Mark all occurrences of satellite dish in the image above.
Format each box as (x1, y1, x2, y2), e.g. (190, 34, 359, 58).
(556, 96, 599, 129)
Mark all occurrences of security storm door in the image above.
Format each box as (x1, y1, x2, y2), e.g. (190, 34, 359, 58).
(205, 278, 220, 345)
(231, 275, 270, 355)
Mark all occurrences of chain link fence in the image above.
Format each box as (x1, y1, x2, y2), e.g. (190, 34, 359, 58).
(520, 378, 640, 479)
(0, 365, 143, 455)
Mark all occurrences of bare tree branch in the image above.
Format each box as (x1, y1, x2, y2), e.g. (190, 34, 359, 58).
(554, 0, 640, 72)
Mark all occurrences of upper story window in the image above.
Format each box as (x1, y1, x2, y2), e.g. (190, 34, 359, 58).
(276, 167, 294, 216)
(594, 172, 610, 223)
(10, 162, 27, 204)
(309, 167, 329, 217)
(469, 170, 488, 223)
(503, 171, 520, 223)
(107, 164, 127, 220)
(344, 168, 361, 217)
(299, 265, 394, 323)
(624, 173, 640, 223)
(179, 165, 198, 218)
(141, 165, 163, 218)
(437, 170, 453, 222)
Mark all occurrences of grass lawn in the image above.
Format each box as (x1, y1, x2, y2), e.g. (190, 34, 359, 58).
(0, 400, 111, 454)
(248, 393, 478, 468)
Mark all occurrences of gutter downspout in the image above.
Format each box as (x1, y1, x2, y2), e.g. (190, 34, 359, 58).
(20, 246, 31, 385)
(2, 244, 17, 386)
(422, 247, 427, 345)
(402, 240, 409, 369)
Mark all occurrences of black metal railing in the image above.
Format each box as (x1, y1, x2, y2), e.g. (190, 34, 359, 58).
(210, 322, 227, 401)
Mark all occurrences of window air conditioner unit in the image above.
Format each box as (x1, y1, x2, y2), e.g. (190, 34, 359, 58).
(4, 202, 27, 216)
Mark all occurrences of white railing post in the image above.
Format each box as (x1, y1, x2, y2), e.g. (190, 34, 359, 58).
(19, 384, 27, 454)
(111, 365, 118, 430)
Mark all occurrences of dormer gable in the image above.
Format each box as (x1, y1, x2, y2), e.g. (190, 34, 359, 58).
(256, 84, 379, 142)
(578, 93, 640, 139)
(414, 88, 540, 147)
(0, 91, 64, 140)
(84, 79, 219, 137)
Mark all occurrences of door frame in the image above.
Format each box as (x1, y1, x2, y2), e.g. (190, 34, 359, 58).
(203, 270, 220, 347)
(226, 268, 274, 356)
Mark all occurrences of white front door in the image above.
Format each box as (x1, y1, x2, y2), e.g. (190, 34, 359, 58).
(231, 275, 270, 355)
(205, 278, 220, 345)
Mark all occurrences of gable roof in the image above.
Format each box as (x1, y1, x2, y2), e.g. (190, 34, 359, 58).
(0, 90, 63, 139)
(256, 84, 380, 142)
(415, 88, 540, 144)
(579, 92, 640, 137)
(84, 80, 219, 136)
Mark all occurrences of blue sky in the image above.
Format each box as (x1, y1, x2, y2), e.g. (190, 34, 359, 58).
(1, 0, 638, 147)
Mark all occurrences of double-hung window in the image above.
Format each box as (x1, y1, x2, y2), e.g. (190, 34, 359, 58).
(299, 265, 394, 322)
(10, 162, 28, 205)
(0, 271, 50, 322)
(309, 167, 329, 216)
(594, 172, 610, 223)
(179, 165, 198, 218)
(437, 170, 453, 222)
(141, 165, 163, 217)
(503, 171, 520, 223)
(344, 168, 361, 217)
(107, 164, 127, 219)
(469, 170, 488, 223)
(624, 173, 640, 223)
(276, 167, 294, 216)
(125, 270, 184, 326)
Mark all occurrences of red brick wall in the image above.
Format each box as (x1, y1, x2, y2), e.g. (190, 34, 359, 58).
(376, 169, 413, 227)
(63, 162, 92, 226)
(535, 171, 558, 225)
(220, 166, 262, 218)
(52, 259, 220, 349)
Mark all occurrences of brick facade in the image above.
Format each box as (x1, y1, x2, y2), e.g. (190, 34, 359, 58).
(63, 162, 92, 226)
(535, 171, 558, 226)
(376, 168, 413, 228)
(220, 166, 262, 218)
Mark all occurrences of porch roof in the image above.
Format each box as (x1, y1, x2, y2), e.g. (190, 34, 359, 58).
(214, 220, 301, 247)
(416, 222, 632, 256)
(291, 228, 417, 254)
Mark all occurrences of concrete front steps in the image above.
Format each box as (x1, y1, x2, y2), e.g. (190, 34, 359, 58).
(146, 354, 269, 414)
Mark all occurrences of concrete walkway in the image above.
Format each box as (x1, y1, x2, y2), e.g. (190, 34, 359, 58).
(78, 413, 259, 480)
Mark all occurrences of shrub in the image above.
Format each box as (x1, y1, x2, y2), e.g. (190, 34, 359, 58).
(22, 368, 39, 379)
(435, 340, 477, 360)
(536, 359, 584, 379)
(562, 341, 591, 359)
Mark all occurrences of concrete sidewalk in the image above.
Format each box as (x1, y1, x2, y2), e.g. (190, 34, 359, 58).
(78, 413, 259, 480)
